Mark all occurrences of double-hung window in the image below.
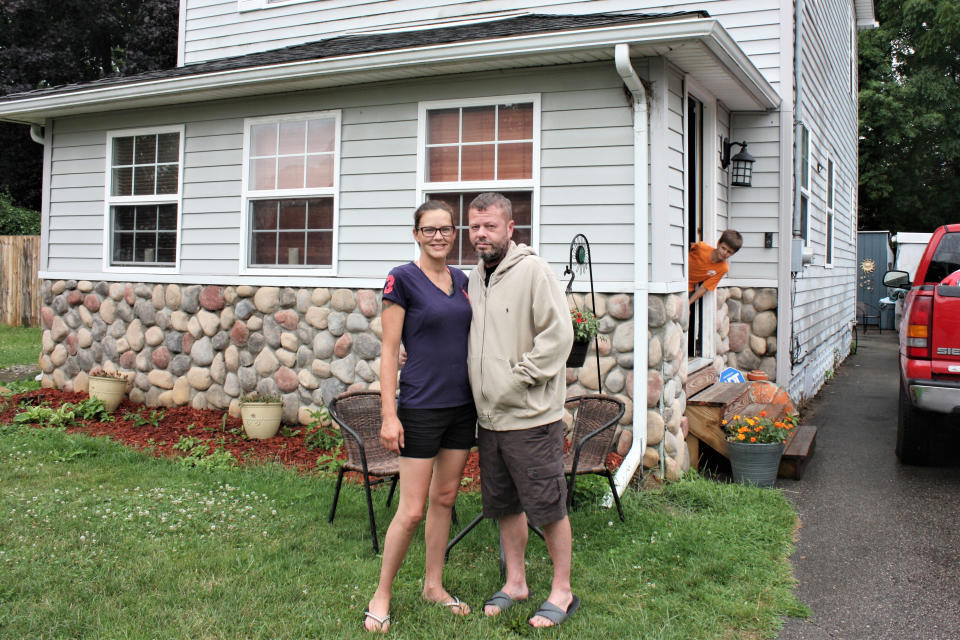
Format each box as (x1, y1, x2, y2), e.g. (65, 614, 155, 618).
(799, 124, 811, 246)
(418, 96, 539, 266)
(242, 111, 340, 274)
(105, 127, 183, 269)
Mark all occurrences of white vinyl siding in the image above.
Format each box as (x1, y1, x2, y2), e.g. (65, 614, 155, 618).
(786, 0, 860, 401)
(182, 0, 784, 95)
(43, 62, 641, 288)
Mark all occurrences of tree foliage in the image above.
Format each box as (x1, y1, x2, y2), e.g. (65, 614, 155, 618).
(0, 0, 178, 213)
(0, 190, 40, 234)
(859, 0, 960, 232)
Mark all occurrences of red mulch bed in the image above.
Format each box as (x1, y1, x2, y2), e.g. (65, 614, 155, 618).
(1, 389, 622, 490)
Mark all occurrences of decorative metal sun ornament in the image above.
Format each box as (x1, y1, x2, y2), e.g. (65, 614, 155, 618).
(564, 233, 592, 293)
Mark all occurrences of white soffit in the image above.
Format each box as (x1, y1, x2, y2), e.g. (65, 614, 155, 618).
(0, 18, 779, 125)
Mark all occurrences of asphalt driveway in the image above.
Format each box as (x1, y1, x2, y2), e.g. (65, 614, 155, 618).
(777, 331, 960, 640)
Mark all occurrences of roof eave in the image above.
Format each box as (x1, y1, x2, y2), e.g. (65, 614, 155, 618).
(0, 18, 780, 125)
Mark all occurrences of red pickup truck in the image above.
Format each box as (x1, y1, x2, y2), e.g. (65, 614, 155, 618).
(884, 224, 960, 464)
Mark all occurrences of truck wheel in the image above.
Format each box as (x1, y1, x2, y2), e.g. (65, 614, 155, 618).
(896, 378, 931, 465)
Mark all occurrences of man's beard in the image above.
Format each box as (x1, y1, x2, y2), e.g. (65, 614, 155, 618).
(477, 239, 508, 265)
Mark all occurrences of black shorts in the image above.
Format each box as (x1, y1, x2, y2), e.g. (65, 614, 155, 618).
(396, 403, 477, 459)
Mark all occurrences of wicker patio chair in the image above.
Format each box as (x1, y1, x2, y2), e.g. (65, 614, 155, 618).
(563, 394, 626, 521)
(327, 391, 399, 553)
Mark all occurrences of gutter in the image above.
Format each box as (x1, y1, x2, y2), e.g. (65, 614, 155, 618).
(0, 18, 778, 125)
(612, 43, 649, 495)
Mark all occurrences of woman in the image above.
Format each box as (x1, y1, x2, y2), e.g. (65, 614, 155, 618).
(364, 200, 476, 633)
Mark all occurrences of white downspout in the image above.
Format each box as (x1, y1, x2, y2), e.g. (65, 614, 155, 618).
(613, 43, 649, 495)
(30, 124, 45, 145)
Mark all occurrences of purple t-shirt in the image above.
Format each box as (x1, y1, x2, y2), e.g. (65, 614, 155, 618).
(382, 262, 473, 409)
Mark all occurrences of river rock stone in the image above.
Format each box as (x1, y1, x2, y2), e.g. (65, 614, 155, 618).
(235, 299, 256, 320)
(197, 310, 219, 336)
(219, 307, 235, 332)
(280, 332, 299, 352)
(224, 372, 241, 397)
(321, 377, 347, 407)
(305, 306, 330, 329)
(648, 370, 663, 408)
(238, 366, 257, 392)
(199, 286, 224, 311)
(274, 366, 298, 392)
(247, 333, 265, 354)
(274, 309, 298, 331)
(230, 321, 249, 346)
(211, 330, 230, 351)
(262, 315, 281, 348)
(354, 333, 381, 360)
(275, 348, 295, 368)
(334, 333, 353, 358)
(170, 354, 191, 377)
(236, 285, 255, 298)
(752, 311, 777, 338)
(210, 353, 226, 385)
(346, 313, 368, 332)
(254, 287, 280, 314)
(181, 285, 201, 314)
(191, 337, 214, 366)
(647, 410, 665, 445)
(224, 345, 239, 371)
(331, 355, 357, 384)
(312, 288, 331, 306)
(729, 322, 750, 353)
(186, 366, 212, 391)
(331, 289, 356, 312)
(356, 289, 378, 317)
(327, 312, 346, 337)
(255, 348, 279, 376)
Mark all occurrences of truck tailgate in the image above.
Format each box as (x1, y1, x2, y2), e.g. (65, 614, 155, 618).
(932, 275, 960, 372)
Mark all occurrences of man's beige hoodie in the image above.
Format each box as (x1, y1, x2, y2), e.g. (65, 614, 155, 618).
(467, 242, 574, 430)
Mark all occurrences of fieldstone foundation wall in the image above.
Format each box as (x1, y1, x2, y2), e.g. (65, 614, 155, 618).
(38, 280, 691, 480)
(565, 292, 691, 482)
(714, 287, 778, 381)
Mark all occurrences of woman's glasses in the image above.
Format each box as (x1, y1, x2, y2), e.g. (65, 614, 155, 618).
(416, 226, 455, 238)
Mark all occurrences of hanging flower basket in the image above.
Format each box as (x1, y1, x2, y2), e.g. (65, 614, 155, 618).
(566, 340, 590, 368)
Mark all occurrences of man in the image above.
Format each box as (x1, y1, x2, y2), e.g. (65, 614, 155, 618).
(465, 192, 577, 628)
(687, 229, 743, 305)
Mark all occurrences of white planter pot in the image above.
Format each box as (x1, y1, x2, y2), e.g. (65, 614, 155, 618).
(240, 402, 283, 439)
(88, 376, 127, 412)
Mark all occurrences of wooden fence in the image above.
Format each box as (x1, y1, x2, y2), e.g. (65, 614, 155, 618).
(0, 235, 41, 327)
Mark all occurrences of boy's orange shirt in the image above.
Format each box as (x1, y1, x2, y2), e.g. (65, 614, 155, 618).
(688, 242, 729, 292)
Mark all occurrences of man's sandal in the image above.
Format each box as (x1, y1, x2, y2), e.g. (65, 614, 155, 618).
(363, 610, 391, 633)
(529, 595, 580, 628)
(483, 590, 532, 616)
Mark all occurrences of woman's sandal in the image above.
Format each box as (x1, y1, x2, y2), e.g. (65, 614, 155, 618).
(441, 596, 470, 615)
(363, 610, 391, 633)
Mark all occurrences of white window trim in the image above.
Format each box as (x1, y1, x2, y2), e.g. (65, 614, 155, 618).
(415, 94, 541, 265)
(240, 110, 341, 277)
(238, 0, 312, 12)
(825, 154, 835, 268)
(102, 125, 185, 275)
(799, 123, 811, 246)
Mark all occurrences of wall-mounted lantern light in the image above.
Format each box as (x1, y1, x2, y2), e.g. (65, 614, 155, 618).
(720, 138, 755, 187)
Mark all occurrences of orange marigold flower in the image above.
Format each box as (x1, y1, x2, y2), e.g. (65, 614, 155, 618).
(759, 410, 767, 417)
(737, 434, 746, 441)
(733, 415, 741, 420)
(721, 419, 728, 425)
(750, 436, 757, 442)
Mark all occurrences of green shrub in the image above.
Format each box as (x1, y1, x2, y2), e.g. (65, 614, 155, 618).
(0, 191, 40, 235)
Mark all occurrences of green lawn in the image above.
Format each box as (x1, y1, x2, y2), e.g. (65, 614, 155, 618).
(0, 423, 807, 639)
(0, 324, 41, 369)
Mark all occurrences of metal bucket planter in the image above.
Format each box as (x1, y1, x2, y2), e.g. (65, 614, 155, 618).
(239, 401, 283, 439)
(727, 441, 785, 487)
(88, 376, 127, 412)
(566, 340, 590, 368)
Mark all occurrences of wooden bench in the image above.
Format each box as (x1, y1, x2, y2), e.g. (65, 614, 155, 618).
(778, 424, 817, 480)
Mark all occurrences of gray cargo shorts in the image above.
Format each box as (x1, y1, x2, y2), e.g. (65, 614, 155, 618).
(478, 420, 567, 527)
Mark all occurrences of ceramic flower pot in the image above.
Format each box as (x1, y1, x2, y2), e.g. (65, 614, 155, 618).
(88, 376, 127, 412)
(727, 441, 785, 487)
(240, 401, 283, 439)
(566, 339, 590, 368)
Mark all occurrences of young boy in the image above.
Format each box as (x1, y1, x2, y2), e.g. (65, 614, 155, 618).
(688, 229, 743, 305)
